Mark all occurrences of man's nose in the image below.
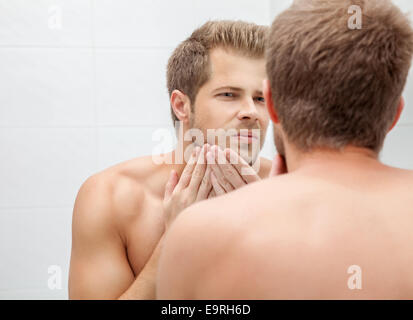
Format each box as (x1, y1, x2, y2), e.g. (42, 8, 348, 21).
(237, 97, 259, 121)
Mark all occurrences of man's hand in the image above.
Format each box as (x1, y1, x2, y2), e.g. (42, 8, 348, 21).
(163, 144, 213, 230)
(207, 145, 261, 197)
(163, 145, 288, 228)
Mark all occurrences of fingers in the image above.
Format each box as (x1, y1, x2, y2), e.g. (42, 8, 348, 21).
(173, 143, 267, 205)
(164, 170, 178, 200)
(269, 154, 287, 177)
(175, 146, 200, 191)
(210, 172, 226, 196)
(207, 149, 234, 193)
(188, 144, 208, 190)
(196, 164, 213, 201)
(212, 146, 246, 189)
(207, 188, 216, 199)
(224, 148, 260, 184)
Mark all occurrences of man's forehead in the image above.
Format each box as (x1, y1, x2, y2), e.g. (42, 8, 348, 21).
(209, 47, 264, 73)
(207, 47, 266, 90)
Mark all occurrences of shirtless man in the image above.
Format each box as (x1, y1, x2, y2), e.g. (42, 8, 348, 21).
(68, 20, 273, 299)
(157, 0, 413, 299)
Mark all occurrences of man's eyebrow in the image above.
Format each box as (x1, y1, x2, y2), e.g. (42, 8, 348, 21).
(212, 87, 264, 96)
(212, 86, 243, 93)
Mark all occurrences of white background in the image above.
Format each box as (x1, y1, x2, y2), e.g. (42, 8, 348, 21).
(0, 0, 412, 299)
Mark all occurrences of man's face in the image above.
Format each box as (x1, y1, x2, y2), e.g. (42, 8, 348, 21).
(189, 47, 269, 164)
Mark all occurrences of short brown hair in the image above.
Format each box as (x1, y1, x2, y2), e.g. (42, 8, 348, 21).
(167, 20, 268, 124)
(266, 0, 413, 152)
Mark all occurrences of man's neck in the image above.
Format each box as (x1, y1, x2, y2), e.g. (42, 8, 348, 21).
(284, 144, 381, 175)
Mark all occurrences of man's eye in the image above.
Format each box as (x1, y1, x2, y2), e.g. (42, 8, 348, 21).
(220, 92, 235, 98)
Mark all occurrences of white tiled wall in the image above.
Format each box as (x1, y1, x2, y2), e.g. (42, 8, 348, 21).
(396, 0, 413, 128)
(0, 0, 412, 300)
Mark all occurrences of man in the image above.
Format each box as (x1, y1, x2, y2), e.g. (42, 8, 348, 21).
(157, 0, 413, 299)
(68, 20, 273, 299)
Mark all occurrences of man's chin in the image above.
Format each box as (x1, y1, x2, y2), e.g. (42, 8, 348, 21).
(189, 128, 262, 165)
(238, 147, 260, 166)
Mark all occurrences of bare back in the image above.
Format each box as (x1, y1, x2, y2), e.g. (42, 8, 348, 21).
(197, 162, 413, 299)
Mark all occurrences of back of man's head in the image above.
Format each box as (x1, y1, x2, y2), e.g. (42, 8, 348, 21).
(266, 0, 413, 153)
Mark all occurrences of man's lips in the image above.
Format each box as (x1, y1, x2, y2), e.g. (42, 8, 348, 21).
(231, 131, 259, 143)
(232, 131, 259, 139)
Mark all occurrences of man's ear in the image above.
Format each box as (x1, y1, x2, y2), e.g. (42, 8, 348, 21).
(388, 97, 405, 133)
(263, 79, 279, 124)
(170, 90, 192, 123)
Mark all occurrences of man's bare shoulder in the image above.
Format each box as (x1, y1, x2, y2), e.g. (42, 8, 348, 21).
(74, 155, 167, 223)
(173, 174, 303, 242)
(160, 172, 353, 298)
(385, 166, 413, 183)
(157, 198, 240, 299)
(158, 176, 297, 298)
(164, 178, 316, 299)
(174, 173, 300, 228)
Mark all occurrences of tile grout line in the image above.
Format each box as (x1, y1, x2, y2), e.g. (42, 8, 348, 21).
(91, 0, 99, 173)
(0, 206, 74, 210)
